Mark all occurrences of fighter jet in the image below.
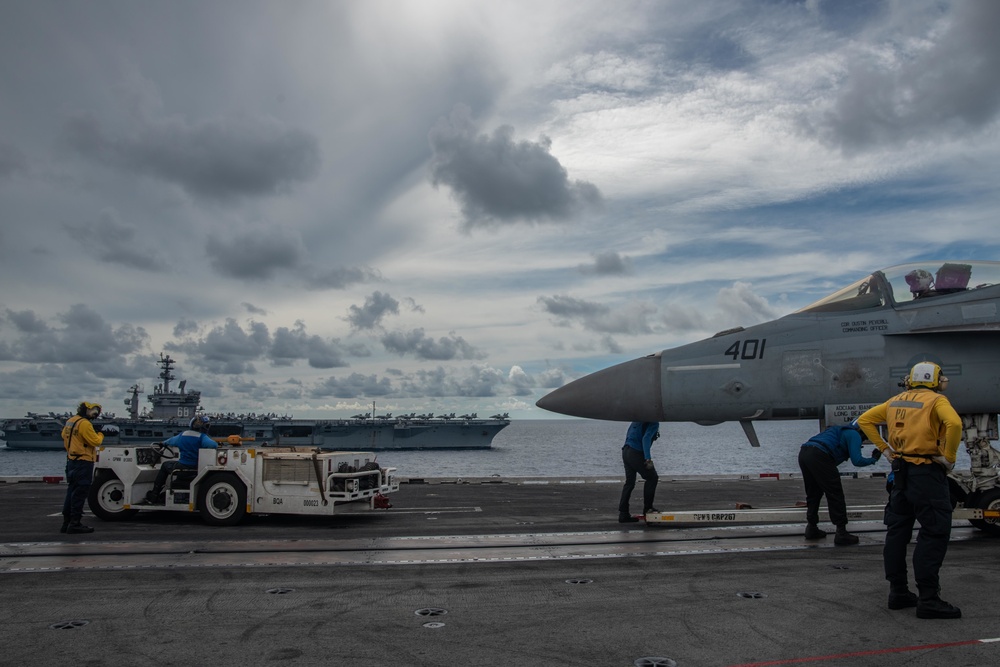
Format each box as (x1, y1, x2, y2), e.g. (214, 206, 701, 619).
(537, 261, 1000, 446)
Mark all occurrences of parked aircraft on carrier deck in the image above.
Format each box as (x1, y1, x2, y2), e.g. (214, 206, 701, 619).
(537, 261, 1000, 519)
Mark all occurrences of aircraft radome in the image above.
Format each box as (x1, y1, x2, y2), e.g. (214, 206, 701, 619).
(536, 260, 1000, 447)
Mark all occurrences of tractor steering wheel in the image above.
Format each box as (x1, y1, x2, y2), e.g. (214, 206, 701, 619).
(152, 442, 178, 462)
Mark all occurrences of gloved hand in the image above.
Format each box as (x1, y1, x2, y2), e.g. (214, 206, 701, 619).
(101, 424, 120, 435)
(932, 456, 955, 471)
(644, 459, 655, 471)
(870, 448, 882, 462)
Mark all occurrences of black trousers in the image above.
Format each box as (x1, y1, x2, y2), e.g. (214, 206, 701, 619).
(62, 459, 93, 521)
(618, 445, 658, 515)
(884, 461, 952, 594)
(152, 460, 196, 494)
(797, 446, 848, 527)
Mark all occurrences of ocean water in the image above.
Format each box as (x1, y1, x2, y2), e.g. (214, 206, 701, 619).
(3, 419, 970, 479)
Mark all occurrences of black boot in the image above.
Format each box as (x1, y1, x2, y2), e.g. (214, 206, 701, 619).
(65, 520, 94, 534)
(834, 526, 859, 545)
(140, 489, 163, 505)
(887, 587, 918, 610)
(804, 523, 827, 539)
(916, 590, 961, 619)
(60, 516, 70, 534)
(618, 513, 639, 523)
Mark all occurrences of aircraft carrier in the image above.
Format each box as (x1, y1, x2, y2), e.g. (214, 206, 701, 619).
(2, 354, 509, 452)
(1, 474, 997, 666)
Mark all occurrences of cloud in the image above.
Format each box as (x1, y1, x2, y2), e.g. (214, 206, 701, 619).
(312, 373, 394, 399)
(63, 208, 168, 272)
(165, 318, 269, 374)
(173, 319, 200, 338)
(203, 227, 379, 288)
(301, 265, 381, 291)
(816, 0, 1000, 151)
(578, 250, 632, 275)
(348, 291, 400, 330)
(205, 229, 304, 281)
(537, 295, 656, 335)
(507, 365, 535, 397)
(0, 305, 149, 364)
(242, 302, 268, 316)
(381, 328, 485, 361)
(429, 105, 603, 228)
(166, 318, 351, 373)
(60, 111, 321, 199)
(0, 140, 27, 179)
(714, 281, 780, 324)
(270, 322, 348, 369)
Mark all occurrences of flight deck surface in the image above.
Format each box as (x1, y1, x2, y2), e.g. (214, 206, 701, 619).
(1, 476, 997, 667)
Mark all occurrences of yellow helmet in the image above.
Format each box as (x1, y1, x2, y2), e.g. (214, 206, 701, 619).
(908, 362, 942, 389)
(79, 401, 103, 413)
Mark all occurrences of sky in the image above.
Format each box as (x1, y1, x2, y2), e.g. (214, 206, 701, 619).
(2, 0, 1000, 421)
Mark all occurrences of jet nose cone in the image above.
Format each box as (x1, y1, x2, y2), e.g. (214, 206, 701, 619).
(536, 354, 664, 422)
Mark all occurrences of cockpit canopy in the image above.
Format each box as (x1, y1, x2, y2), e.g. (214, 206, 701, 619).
(797, 261, 1000, 313)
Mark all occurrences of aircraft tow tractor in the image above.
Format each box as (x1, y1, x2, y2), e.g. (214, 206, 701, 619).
(88, 437, 399, 526)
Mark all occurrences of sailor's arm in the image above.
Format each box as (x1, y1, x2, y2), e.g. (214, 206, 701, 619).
(935, 398, 963, 463)
(845, 429, 877, 466)
(856, 403, 890, 454)
(79, 420, 105, 449)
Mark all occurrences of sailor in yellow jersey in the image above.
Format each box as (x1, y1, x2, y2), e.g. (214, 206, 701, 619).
(856, 361, 963, 619)
(60, 401, 107, 534)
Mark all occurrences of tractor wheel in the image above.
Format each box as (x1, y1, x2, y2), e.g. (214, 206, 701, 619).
(88, 470, 140, 521)
(197, 473, 247, 526)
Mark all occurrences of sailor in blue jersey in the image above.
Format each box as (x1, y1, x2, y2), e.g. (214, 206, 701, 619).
(798, 423, 880, 545)
(618, 421, 660, 523)
(144, 415, 218, 504)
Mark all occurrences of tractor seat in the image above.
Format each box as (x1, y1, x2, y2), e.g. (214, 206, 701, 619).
(169, 469, 198, 490)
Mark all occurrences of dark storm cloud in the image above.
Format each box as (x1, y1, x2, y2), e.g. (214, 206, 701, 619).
(242, 302, 268, 316)
(0, 305, 149, 364)
(0, 140, 27, 179)
(578, 251, 632, 275)
(206, 230, 304, 281)
(303, 265, 381, 291)
(60, 112, 320, 200)
(64, 208, 168, 272)
(5, 309, 48, 334)
(173, 319, 200, 338)
(381, 328, 484, 361)
(166, 318, 270, 374)
(817, 0, 1000, 151)
(312, 373, 394, 399)
(347, 291, 400, 330)
(167, 318, 349, 375)
(204, 225, 377, 288)
(428, 105, 603, 228)
(537, 295, 656, 335)
(270, 322, 348, 369)
(399, 365, 509, 398)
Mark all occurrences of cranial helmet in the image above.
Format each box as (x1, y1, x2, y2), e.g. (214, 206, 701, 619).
(189, 415, 211, 431)
(78, 401, 103, 416)
(908, 361, 942, 389)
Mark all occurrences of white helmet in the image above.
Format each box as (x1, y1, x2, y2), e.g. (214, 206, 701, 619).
(908, 361, 942, 389)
